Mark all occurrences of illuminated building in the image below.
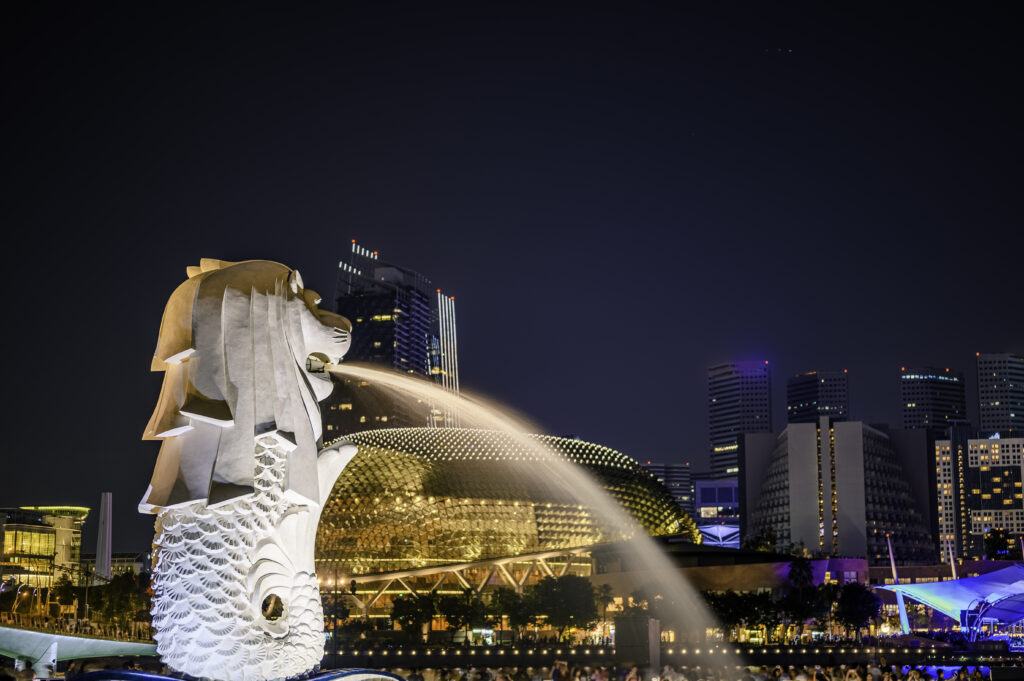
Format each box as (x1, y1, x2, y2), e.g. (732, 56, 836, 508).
(936, 434, 1024, 562)
(786, 369, 850, 424)
(707, 361, 771, 477)
(642, 460, 692, 514)
(314, 428, 698, 616)
(326, 241, 458, 435)
(745, 417, 934, 565)
(691, 473, 739, 548)
(977, 353, 1024, 435)
(899, 366, 967, 431)
(80, 551, 151, 578)
(1, 506, 89, 587)
(879, 564, 1024, 638)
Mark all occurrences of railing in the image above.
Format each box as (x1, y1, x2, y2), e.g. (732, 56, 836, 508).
(0, 612, 155, 643)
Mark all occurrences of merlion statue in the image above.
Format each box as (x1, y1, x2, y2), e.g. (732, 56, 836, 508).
(140, 258, 355, 681)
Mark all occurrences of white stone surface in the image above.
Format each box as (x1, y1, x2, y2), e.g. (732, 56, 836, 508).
(140, 259, 355, 681)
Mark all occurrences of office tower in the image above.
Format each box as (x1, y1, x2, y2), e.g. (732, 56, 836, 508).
(977, 353, 1024, 434)
(786, 369, 850, 423)
(747, 417, 935, 565)
(325, 241, 459, 436)
(936, 435, 1024, 561)
(707, 361, 772, 477)
(899, 366, 967, 430)
(642, 461, 692, 515)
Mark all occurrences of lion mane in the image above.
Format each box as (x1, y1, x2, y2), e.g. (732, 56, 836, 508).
(140, 258, 351, 512)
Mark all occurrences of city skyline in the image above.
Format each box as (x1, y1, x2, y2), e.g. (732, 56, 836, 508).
(3, 3, 1022, 553)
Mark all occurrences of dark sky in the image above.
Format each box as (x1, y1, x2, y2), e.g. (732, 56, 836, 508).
(3, 3, 1021, 551)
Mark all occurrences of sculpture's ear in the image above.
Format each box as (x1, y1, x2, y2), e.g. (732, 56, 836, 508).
(288, 269, 304, 294)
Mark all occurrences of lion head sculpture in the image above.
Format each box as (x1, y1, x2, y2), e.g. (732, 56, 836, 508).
(140, 258, 352, 512)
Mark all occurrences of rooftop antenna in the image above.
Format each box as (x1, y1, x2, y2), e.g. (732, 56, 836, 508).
(887, 532, 911, 634)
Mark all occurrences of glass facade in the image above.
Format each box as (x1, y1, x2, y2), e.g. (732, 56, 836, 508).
(1, 507, 89, 587)
(316, 428, 699, 575)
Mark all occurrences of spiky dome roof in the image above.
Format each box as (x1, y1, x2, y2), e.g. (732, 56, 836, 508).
(317, 428, 699, 575)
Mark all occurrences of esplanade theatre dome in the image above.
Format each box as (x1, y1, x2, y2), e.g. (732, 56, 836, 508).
(315, 428, 699, 575)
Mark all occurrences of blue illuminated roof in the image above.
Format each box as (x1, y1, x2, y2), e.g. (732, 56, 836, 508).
(878, 565, 1024, 623)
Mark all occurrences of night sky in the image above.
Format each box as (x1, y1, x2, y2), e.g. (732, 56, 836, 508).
(3, 3, 1021, 551)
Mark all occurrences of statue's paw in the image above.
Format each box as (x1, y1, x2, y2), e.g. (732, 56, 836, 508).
(317, 441, 357, 503)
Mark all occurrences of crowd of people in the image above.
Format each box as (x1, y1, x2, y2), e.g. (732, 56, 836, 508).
(388, 663, 1000, 681)
(657, 664, 992, 681)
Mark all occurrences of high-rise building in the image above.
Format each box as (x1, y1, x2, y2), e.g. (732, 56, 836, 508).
(746, 417, 934, 565)
(1, 506, 89, 587)
(899, 366, 967, 431)
(324, 242, 459, 436)
(642, 461, 692, 515)
(786, 370, 850, 424)
(936, 435, 1024, 562)
(977, 353, 1024, 435)
(707, 361, 772, 477)
(932, 421, 976, 562)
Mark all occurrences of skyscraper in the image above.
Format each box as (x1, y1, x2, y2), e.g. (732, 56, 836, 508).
(936, 434, 1024, 561)
(899, 366, 967, 430)
(977, 353, 1024, 435)
(642, 461, 692, 515)
(746, 417, 935, 565)
(707, 361, 772, 476)
(786, 369, 850, 423)
(324, 241, 458, 437)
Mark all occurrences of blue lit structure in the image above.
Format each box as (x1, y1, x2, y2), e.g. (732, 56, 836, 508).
(878, 564, 1024, 640)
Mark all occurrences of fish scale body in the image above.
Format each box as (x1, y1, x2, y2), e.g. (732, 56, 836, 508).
(150, 435, 325, 681)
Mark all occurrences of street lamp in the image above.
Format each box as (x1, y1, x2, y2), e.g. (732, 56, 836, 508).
(10, 584, 31, 614)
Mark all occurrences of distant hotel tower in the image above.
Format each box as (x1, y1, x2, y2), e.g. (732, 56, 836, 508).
(786, 369, 850, 423)
(323, 241, 459, 437)
(745, 417, 935, 565)
(707, 361, 772, 477)
(899, 366, 966, 430)
(936, 434, 1024, 562)
(977, 353, 1024, 435)
(642, 461, 692, 515)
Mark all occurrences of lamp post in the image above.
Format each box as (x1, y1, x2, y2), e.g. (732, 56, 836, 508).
(10, 584, 31, 614)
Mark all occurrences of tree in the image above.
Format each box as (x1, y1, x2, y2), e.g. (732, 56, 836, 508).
(834, 582, 881, 637)
(438, 588, 486, 642)
(489, 587, 527, 642)
(53, 574, 77, 607)
(984, 528, 1014, 559)
(750, 591, 783, 642)
(779, 557, 819, 639)
(390, 593, 436, 641)
(702, 590, 750, 639)
(530, 575, 598, 638)
(594, 584, 615, 622)
(97, 571, 151, 626)
(743, 526, 777, 552)
(509, 589, 538, 640)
